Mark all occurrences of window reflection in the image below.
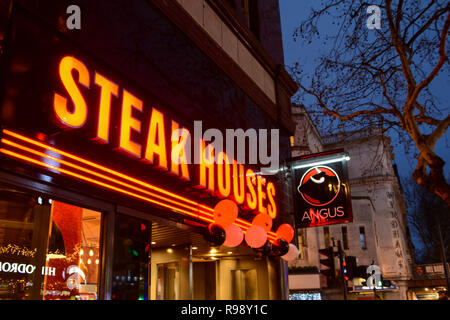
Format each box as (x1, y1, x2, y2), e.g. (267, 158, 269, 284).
(0, 188, 102, 300)
(43, 201, 102, 300)
(112, 214, 150, 300)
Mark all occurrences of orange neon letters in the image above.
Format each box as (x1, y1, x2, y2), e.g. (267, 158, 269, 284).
(267, 181, 277, 219)
(199, 140, 215, 193)
(232, 161, 245, 205)
(53, 56, 89, 128)
(216, 151, 231, 198)
(52, 56, 278, 217)
(245, 169, 257, 210)
(257, 175, 267, 214)
(170, 121, 190, 181)
(94, 73, 118, 143)
(144, 108, 168, 170)
(119, 90, 143, 157)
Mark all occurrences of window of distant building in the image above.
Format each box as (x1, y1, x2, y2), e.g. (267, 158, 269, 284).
(341, 226, 349, 250)
(297, 229, 307, 260)
(224, 0, 236, 10)
(241, 0, 260, 39)
(223, 0, 260, 40)
(323, 227, 331, 248)
(359, 226, 367, 250)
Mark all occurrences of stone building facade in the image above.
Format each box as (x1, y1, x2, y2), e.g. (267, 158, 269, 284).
(288, 105, 414, 300)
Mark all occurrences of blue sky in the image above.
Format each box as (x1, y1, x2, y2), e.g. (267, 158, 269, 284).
(279, 0, 450, 183)
(279, 1, 449, 259)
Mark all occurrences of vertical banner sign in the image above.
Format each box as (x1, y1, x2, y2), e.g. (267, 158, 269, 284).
(290, 150, 353, 228)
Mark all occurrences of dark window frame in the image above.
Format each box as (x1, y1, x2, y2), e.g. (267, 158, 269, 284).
(341, 226, 349, 250)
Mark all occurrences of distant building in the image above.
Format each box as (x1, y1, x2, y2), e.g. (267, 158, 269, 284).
(288, 105, 414, 300)
(407, 263, 450, 300)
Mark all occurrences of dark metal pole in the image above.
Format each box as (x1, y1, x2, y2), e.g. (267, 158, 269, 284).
(337, 240, 348, 300)
(437, 221, 450, 292)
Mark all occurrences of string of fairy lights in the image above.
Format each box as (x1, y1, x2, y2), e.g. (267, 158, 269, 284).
(78, 246, 100, 266)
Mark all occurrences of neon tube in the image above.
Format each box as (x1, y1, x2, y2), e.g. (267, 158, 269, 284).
(1, 130, 278, 240)
(1, 138, 213, 219)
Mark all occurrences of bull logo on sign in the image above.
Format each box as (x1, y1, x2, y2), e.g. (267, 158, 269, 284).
(297, 166, 341, 207)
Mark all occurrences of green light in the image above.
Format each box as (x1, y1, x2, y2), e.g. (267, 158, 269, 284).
(132, 249, 139, 257)
(378, 281, 383, 287)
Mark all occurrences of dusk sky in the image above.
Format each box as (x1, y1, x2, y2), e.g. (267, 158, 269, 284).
(279, 0, 450, 183)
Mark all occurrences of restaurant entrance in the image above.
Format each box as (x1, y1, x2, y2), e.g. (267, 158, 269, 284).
(0, 173, 283, 300)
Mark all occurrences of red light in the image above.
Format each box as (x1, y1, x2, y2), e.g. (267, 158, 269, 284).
(1, 129, 279, 242)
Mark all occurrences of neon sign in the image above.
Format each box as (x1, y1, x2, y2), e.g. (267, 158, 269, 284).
(290, 151, 353, 228)
(52, 55, 277, 218)
(0, 129, 279, 243)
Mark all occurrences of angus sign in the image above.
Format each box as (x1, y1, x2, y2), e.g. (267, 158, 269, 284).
(290, 150, 353, 228)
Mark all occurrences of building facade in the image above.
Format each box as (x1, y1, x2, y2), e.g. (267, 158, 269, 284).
(0, 0, 297, 300)
(288, 105, 414, 300)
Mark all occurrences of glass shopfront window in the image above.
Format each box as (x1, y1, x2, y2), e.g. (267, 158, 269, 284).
(0, 187, 102, 300)
(112, 214, 151, 300)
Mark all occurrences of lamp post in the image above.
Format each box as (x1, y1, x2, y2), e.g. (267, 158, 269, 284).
(337, 240, 348, 300)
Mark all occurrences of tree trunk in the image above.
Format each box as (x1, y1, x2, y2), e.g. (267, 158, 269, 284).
(413, 154, 450, 207)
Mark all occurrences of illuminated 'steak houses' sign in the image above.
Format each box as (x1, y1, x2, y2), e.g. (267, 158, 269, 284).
(51, 56, 277, 219)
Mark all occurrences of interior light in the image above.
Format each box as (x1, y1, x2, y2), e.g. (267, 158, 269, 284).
(80, 249, 84, 256)
(38, 197, 43, 205)
(95, 259, 99, 264)
(192, 247, 198, 250)
(151, 242, 156, 245)
(46, 253, 66, 259)
(89, 249, 94, 256)
(87, 258, 92, 264)
(166, 248, 173, 253)
(227, 251, 233, 254)
(292, 155, 350, 170)
(209, 248, 217, 254)
(425, 288, 429, 291)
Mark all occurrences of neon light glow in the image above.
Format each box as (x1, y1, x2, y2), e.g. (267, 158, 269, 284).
(94, 72, 118, 143)
(50, 56, 278, 218)
(144, 108, 168, 170)
(1, 130, 277, 241)
(216, 151, 231, 198)
(53, 56, 90, 128)
(170, 121, 190, 181)
(119, 90, 143, 158)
